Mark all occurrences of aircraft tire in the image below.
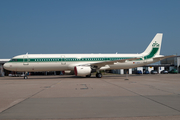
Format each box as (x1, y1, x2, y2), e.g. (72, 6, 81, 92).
(96, 73, 102, 78)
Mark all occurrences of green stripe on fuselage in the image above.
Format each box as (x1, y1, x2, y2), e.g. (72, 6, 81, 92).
(8, 57, 133, 63)
(8, 48, 159, 63)
(144, 48, 159, 59)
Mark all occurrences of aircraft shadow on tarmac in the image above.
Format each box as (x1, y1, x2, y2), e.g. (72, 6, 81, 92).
(0, 74, 148, 80)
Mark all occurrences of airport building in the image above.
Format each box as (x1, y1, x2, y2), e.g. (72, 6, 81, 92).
(113, 64, 170, 74)
(0, 59, 10, 77)
(161, 56, 180, 71)
(113, 56, 180, 74)
(0, 56, 179, 77)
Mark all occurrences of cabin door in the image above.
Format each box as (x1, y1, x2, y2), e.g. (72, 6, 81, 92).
(61, 55, 66, 65)
(23, 55, 29, 65)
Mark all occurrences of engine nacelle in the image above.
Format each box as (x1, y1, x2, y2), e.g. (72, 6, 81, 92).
(74, 66, 91, 76)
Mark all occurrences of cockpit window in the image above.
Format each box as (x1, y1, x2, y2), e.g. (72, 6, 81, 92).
(11, 59, 18, 61)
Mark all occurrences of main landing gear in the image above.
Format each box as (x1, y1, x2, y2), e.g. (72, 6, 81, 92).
(96, 73, 102, 78)
(86, 73, 102, 78)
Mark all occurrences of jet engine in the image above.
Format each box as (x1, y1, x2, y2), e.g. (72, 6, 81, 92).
(74, 66, 91, 76)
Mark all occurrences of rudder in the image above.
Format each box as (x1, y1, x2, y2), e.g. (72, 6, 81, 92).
(142, 33, 163, 56)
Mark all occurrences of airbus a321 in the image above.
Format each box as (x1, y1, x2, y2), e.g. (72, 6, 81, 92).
(4, 33, 174, 79)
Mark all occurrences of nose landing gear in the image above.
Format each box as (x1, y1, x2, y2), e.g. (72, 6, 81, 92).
(24, 72, 28, 79)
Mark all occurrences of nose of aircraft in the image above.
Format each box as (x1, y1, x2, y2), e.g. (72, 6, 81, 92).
(3, 63, 10, 71)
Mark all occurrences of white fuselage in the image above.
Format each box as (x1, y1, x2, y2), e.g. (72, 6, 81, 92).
(3, 53, 158, 72)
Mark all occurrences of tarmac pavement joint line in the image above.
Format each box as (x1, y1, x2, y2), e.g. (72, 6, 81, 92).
(100, 79, 180, 113)
(0, 99, 24, 113)
(139, 83, 179, 95)
(0, 89, 45, 114)
(0, 80, 62, 114)
(43, 80, 62, 89)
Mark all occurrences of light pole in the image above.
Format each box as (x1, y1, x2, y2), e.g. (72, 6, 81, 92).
(177, 56, 179, 73)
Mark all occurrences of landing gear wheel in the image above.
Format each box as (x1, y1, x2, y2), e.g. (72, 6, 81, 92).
(96, 73, 102, 78)
(24, 72, 28, 79)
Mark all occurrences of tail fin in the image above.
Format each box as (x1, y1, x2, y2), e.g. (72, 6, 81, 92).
(142, 33, 163, 56)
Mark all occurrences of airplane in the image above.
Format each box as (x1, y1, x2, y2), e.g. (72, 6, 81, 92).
(3, 33, 175, 79)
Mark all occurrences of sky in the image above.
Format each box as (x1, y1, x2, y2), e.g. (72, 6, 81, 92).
(0, 0, 180, 58)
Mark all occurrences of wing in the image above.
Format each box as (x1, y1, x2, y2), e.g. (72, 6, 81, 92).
(153, 55, 176, 61)
(90, 57, 140, 68)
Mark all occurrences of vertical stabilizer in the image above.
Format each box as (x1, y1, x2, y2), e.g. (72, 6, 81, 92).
(142, 33, 163, 56)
